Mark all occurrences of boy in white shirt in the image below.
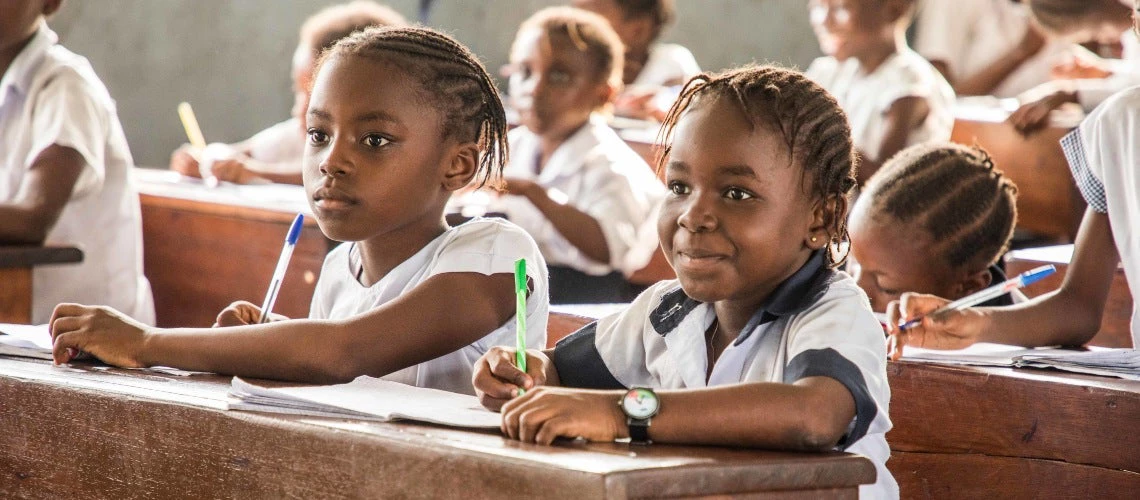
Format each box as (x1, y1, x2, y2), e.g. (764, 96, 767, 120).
(805, 0, 956, 184)
(0, 0, 153, 325)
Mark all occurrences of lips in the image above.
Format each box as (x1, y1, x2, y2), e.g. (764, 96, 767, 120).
(312, 187, 358, 210)
(674, 248, 730, 271)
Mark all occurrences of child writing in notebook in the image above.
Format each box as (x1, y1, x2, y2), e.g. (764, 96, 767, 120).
(848, 143, 1021, 314)
(488, 7, 665, 303)
(0, 0, 154, 325)
(806, 0, 955, 184)
(170, 1, 407, 185)
(48, 26, 549, 395)
(473, 66, 898, 499)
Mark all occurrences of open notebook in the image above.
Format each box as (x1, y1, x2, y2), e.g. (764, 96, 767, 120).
(901, 342, 1139, 380)
(229, 376, 502, 429)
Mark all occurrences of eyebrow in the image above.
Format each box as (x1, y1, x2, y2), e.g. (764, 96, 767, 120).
(306, 108, 401, 125)
(665, 161, 762, 180)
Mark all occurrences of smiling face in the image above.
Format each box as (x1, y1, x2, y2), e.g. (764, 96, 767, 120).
(509, 27, 610, 138)
(303, 54, 458, 243)
(808, 0, 896, 61)
(658, 95, 821, 308)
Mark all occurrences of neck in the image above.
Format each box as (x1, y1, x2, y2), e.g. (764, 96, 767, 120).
(854, 30, 904, 75)
(0, 31, 37, 80)
(536, 119, 589, 171)
(354, 213, 449, 286)
(710, 249, 814, 344)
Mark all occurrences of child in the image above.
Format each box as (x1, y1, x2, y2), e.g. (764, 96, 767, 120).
(1008, 0, 1139, 135)
(472, 66, 898, 499)
(887, 86, 1140, 354)
(169, 1, 407, 185)
(49, 26, 549, 396)
(913, 0, 1072, 97)
(849, 143, 1020, 313)
(805, 0, 956, 184)
(489, 7, 665, 303)
(571, 0, 700, 119)
(0, 0, 154, 325)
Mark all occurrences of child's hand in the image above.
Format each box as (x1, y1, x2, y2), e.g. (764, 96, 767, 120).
(500, 178, 540, 199)
(1009, 89, 1076, 135)
(209, 158, 258, 184)
(48, 304, 151, 368)
(170, 146, 201, 178)
(214, 301, 261, 327)
(472, 347, 550, 411)
(885, 293, 987, 361)
(500, 387, 626, 445)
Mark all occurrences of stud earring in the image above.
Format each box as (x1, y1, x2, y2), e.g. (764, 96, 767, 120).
(810, 236, 818, 243)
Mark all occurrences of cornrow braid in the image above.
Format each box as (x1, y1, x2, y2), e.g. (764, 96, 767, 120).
(656, 64, 858, 268)
(318, 25, 509, 188)
(866, 143, 1018, 272)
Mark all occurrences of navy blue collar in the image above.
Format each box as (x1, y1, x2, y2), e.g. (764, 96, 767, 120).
(649, 250, 837, 344)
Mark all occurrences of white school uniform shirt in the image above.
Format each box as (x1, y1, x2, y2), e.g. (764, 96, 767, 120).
(308, 218, 550, 395)
(806, 49, 956, 163)
(490, 114, 666, 276)
(551, 251, 898, 499)
(914, 0, 1073, 98)
(631, 43, 701, 88)
(1074, 30, 1140, 111)
(0, 22, 154, 325)
(1061, 86, 1140, 347)
(232, 117, 305, 175)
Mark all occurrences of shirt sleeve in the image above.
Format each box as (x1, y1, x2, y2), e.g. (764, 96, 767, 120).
(912, 0, 976, 78)
(575, 160, 666, 274)
(26, 70, 109, 196)
(1061, 127, 1108, 213)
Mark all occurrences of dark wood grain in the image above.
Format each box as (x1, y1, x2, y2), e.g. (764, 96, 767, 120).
(891, 451, 1140, 499)
(0, 268, 32, 324)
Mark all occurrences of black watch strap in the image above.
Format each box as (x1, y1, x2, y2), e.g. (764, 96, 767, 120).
(627, 418, 652, 445)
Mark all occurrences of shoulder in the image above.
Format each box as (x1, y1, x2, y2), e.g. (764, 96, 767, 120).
(438, 218, 542, 257)
(650, 43, 697, 65)
(32, 45, 112, 106)
(1087, 86, 1140, 126)
(804, 56, 839, 79)
(785, 272, 881, 346)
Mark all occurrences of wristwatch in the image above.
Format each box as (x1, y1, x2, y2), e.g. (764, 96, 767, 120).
(619, 387, 660, 445)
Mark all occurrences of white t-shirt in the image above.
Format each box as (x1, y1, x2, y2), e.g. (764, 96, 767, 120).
(806, 49, 956, 163)
(309, 218, 550, 395)
(551, 251, 897, 499)
(1061, 86, 1140, 347)
(490, 114, 666, 276)
(0, 22, 153, 325)
(914, 0, 1073, 98)
(631, 43, 701, 88)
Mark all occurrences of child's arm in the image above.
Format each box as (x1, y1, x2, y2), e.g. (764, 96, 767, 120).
(503, 178, 610, 264)
(1009, 88, 1078, 136)
(948, 26, 1045, 97)
(857, 96, 931, 184)
(498, 377, 856, 450)
(0, 145, 86, 244)
(887, 208, 1118, 355)
(50, 272, 517, 383)
(472, 347, 560, 410)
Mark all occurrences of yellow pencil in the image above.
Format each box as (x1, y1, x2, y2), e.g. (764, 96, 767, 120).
(177, 102, 207, 149)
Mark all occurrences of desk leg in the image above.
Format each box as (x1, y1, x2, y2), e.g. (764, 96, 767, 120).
(0, 268, 32, 324)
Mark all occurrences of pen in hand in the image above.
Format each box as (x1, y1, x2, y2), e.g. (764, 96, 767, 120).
(514, 258, 527, 393)
(258, 214, 305, 324)
(897, 264, 1056, 331)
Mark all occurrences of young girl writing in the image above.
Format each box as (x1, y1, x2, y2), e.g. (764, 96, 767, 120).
(806, 0, 955, 183)
(169, 1, 407, 185)
(488, 7, 665, 303)
(849, 143, 1020, 313)
(472, 65, 897, 499)
(49, 26, 549, 395)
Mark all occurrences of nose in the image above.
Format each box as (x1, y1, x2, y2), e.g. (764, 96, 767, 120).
(677, 192, 718, 233)
(319, 139, 352, 178)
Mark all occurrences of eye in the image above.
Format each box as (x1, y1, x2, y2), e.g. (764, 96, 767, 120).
(724, 187, 754, 200)
(307, 128, 329, 146)
(668, 181, 691, 195)
(363, 134, 390, 148)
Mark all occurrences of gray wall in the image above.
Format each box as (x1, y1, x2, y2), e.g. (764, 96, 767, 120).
(50, 0, 820, 167)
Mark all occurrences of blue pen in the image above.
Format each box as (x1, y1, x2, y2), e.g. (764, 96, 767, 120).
(898, 265, 1056, 331)
(258, 213, 304, 324)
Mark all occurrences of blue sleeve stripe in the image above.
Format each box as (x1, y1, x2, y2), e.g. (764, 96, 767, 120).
(552, 323, 627, 390)
(783, 348, 878, 449)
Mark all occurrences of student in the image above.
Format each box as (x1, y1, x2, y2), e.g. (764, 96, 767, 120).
(472, 65, 898, 499)
(887, 88, 1140, 355)
(571, 0, 700, 119)
(169, 1, 407, 185)
(913, 0, 1072, 97)
(0, 0, 154, 325)
(1009, 0, 1139, 135)
(49, 26, 549, 395)
(849, 143, 1020, 314)
(490, 7, 665, 303)
(806, 0, 956, 184)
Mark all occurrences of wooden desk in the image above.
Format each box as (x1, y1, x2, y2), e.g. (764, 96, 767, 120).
(135, 169, 334, 327)
(950, 104, 1085, 243)
(0, 246, 83, 323)
(887, 361, 1140, 498)
(1006, 244, 1133, 348)
(0, 357, 875, 498)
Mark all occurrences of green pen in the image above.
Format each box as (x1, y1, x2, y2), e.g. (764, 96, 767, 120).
(514, 258, 527, 394)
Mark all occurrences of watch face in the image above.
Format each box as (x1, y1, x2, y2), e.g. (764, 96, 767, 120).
(622, 388, 659, 419)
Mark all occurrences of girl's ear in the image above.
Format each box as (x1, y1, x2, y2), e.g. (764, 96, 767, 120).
(954, 267, 993, 298)
(806, 194, 845, 250)
(441, 142, 480, 191)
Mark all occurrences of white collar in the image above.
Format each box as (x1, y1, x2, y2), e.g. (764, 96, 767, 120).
(530, 113, 609, 183)
(0, 21, 57, 109)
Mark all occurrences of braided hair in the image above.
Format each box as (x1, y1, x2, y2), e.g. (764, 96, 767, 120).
(657, 64, 858, 267)
(317, 25, 509, 188)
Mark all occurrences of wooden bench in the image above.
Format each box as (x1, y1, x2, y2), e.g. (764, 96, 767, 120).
(0, 246, 83, 323)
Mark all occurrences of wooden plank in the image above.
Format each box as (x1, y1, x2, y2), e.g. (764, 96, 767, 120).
(890, 451, 1140, 499)
(0, 268, 32, 324)
(0, 246, 83, 268)
(0, 357, 874, 499)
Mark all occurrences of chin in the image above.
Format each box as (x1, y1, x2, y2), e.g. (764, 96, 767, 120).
(675, 276, 731, 304)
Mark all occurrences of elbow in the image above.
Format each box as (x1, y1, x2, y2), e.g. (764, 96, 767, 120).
(306, 322, 369, 384)
(790, 409, 849, 452)
(7, 212, 53, 244)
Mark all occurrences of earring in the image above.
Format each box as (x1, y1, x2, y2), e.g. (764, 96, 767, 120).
(810, 236, 818, 243)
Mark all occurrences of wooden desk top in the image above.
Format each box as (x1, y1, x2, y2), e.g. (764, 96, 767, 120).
(0, 245, 83, 269)
(0, 357, 875, 498)
(134, 168, 317, 226)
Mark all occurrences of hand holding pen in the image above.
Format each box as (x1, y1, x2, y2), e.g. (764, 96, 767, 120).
(257, 214, 305, 324)
(886, 265, 1056, 360)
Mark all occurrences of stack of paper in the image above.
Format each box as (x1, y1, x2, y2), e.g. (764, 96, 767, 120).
(229, 376, 502, 429)
(1014, 350, 1140, 381)
(0, 323, 54, 360)
(900, 343, 1079, 367)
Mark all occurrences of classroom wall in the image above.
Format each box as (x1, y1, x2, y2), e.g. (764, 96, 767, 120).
(50, 0, 821, 167)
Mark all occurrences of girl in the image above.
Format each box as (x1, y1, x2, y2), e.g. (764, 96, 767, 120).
(849, 143, 1021, 313)
(472, 66, 898, 499)
(170, 1, 407, 185)
(806, 0, 955, 184)
(48, 26, 549, 396)
(488, 7, 665, 303)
